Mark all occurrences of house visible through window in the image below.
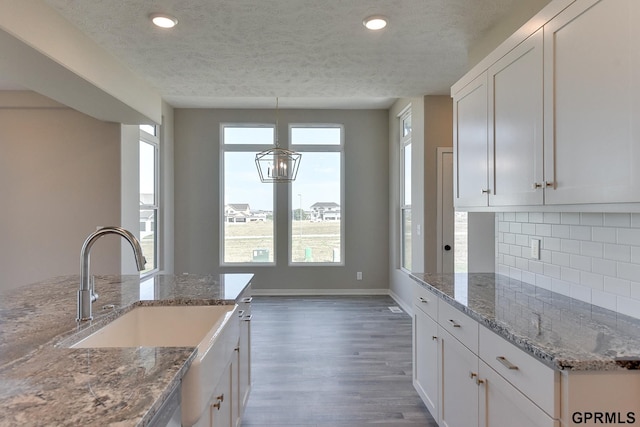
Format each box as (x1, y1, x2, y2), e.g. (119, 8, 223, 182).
(400, 109, 412, 271)
(290, 125, 343, 264)
(139, 125, 159, 274)
(221, 126, 275, 264)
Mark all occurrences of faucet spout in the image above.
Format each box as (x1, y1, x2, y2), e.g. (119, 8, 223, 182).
(77, 226, 147, 321)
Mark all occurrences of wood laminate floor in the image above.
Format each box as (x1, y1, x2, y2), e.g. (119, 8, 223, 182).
(241, 296, 437, 427)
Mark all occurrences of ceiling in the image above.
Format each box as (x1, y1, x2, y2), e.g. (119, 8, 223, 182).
(39, 0, 522, 109)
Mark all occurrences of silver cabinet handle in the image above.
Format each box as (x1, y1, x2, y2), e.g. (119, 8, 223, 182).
(496, 356, 519, 370)
(419, 296, 430, 304)
(481, 189, 490, 194)
(448, 319, 461, 328)
(238, 309, 245, 317)
(243, 314, 253, 322)
(241, 296, 253, 303)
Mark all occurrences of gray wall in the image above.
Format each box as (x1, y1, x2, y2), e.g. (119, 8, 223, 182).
(0, 91, 122, 290)
(174, 108, 389, 293)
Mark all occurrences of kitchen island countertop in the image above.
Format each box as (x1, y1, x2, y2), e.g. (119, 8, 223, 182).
(411, 272, 640, 371)
(0, 273, 253, 426)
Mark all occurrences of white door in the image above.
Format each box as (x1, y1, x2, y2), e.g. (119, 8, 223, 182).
(437, 147, 454, 273)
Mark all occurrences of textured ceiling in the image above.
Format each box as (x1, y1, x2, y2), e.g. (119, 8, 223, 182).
(43, 0, 521, 109)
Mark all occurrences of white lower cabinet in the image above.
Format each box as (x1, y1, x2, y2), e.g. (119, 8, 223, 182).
(413, 305, 439, 419)
(209, 360, 233, 427)
(440, 328, 479, 427)
(478, 360, 558, 427)
(412, 282, 559, 427)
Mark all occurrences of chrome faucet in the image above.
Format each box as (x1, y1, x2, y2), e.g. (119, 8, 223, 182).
(77, 226, 146, 321)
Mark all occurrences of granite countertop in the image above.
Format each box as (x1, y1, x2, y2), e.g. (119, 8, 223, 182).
(410, 272, 640, 372)
(0, 273, 253, 427)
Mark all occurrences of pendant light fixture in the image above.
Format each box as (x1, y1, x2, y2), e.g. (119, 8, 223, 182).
(255, 98, 302, 183)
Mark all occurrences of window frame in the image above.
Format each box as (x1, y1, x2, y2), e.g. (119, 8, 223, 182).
(288, 123, 345, 266)
(399, 108, 412, 271)
(220, 123, 277, 266)
(139, 125, 160, 277)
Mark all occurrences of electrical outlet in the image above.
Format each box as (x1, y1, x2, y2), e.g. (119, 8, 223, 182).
(357, 272, 363, 280)
(530, 239, 541, 260)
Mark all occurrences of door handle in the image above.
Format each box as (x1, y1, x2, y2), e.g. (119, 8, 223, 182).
(444, 244, 452, 251)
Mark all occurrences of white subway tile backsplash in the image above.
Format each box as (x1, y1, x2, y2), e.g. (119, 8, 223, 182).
(603, 277, 631, 297)
(617, 228, 640, 246)
(570, 225, 592, 241)
(552, 224, 571, 238)
(581, 241, 604, 258)
(552, 252, 571, 267)
(544, 263, 561, 279)
(617, 262, 640, 282)
(497, 211, 640, 319)
(592, 227, 616, 243)
(570, 254, 591, 271)
(561, 212, 580, 225)
(580, 271, 603, 290)
(543, 237, 561, 251)
(529, 212, 544, 223)
(580, 212, 604, 226)
(561, 239, 581, 255)
(522, 223, 536, 235)
(604, 212, 631, 227)
(592, 258, 617, 276)
(544, 212, 561, 224)
(603, 243, 631, 262)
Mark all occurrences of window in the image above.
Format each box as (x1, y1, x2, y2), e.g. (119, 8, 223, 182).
(139, 125, 159, 274)
(290, 125, 344, 264)
(221, 125, 275, 264)
(400, 109, 412, 270)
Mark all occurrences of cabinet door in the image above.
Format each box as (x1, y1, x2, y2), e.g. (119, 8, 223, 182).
(413, 306, 439, 421)
(210, 360, 233, 427)
(478, 361, 558, 427)
(440, 329, 479, 427)
(488, 28, 544, 206)
(453, 72, 489, 207)
(544, 0, 640, 205)
(238, 307, 251, 419)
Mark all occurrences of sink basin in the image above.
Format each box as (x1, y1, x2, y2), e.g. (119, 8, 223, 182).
(71, 304, 240, 426)
(71, 305, 235, 348)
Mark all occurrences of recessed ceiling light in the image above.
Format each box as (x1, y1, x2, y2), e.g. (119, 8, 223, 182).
(150, 13, 178, 29)
(363, 15, 388, 31)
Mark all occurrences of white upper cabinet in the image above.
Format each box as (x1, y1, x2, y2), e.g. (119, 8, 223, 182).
(452, 0, 640, 209)
(453, 72, 489, 207)
(543, 0, 640, 205)
(488, 28, 544, 206)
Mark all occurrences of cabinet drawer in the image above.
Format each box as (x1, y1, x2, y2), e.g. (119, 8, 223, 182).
(438, 299, 479, 354)
(479, 360, 559, 427)
(413, 282, 438, 319)
(479, 326, 558, 418)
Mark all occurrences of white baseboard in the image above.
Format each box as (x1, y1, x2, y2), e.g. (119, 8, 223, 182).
(389, 289, 412, 316)
(251, 288, 390, 297)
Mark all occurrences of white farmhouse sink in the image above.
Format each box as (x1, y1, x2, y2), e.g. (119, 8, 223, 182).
(71, 304, 240, 426)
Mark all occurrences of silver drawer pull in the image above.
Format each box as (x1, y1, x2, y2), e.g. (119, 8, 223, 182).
(419, 297, 430, 304)
(496, 356, 519, 370)
(238, 309, 245, 317)
(241, 296, 253, 303)
(448, 319, 461, 328)
(243, 314, 253, 322)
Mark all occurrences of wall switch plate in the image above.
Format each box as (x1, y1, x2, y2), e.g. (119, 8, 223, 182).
(357, 272, 363, 280)
(530, 239, 541, 260)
